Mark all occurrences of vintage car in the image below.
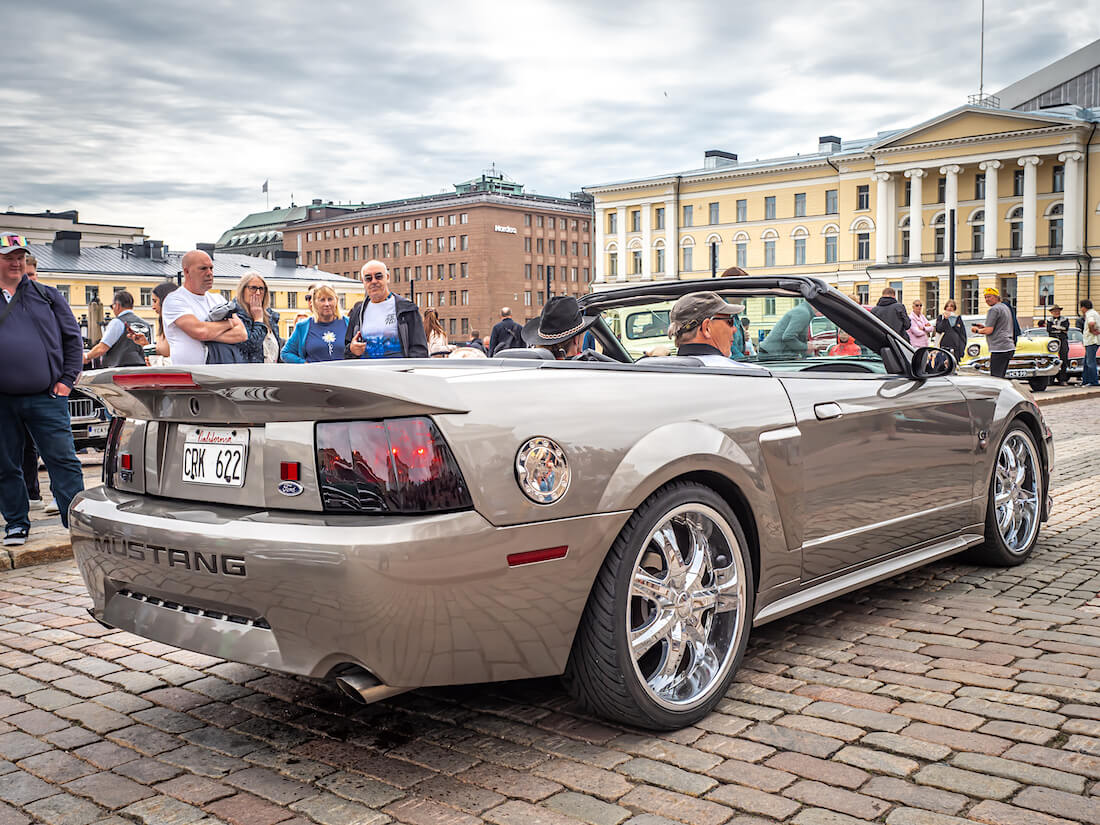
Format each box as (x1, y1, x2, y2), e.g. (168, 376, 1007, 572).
(70, 276, 1053, 730)
(958, 315, 1061, 391)
(1020, 325, 1085, 381)
(68, 387, 110, 450)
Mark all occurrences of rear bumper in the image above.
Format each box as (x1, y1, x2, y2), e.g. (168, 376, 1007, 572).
(70, 486, 629, 689)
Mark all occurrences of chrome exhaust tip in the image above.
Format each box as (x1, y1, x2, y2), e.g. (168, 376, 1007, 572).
(333, 668, 408, 705)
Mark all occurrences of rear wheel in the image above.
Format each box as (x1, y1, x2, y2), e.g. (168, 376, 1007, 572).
(1028, 376, 1050, 392)
(971, 424, 1043, 566)
(565, 482, 754, 730)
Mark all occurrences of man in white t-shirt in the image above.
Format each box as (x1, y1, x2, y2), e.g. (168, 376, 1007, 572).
(344, 260, 428, 359)
(161, 250, 246, 365)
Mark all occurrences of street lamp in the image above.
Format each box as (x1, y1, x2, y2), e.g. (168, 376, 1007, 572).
(1040, 284, 1051, 322)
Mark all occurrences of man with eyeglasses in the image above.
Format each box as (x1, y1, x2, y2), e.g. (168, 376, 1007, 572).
(344, 260, 428, 359)
(0, 234, 85, 546)
(161, 249, 246, 366)
(668, 292, 767, 369)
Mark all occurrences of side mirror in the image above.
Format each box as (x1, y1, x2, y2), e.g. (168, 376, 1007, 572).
(912, 346, 956, 379)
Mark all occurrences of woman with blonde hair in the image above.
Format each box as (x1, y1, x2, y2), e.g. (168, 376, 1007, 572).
(423, 309, 451, 356)
(206, 272, 283, 363)
(281, 284, 348, 363)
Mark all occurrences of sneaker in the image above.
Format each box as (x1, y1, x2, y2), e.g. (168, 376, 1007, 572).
(44, 500, 60, 515)
(3, 528, 28, 546)
(28, 498, 45, 511)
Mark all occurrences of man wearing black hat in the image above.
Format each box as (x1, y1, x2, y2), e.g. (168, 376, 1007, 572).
(522, 296, 599, 359)
(1043, 306, 1070, 385)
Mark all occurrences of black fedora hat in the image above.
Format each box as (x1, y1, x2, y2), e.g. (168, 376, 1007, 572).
(521, 296, 599, 346)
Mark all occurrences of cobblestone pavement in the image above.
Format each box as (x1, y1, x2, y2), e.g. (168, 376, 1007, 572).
(1, 400, 1099, 825)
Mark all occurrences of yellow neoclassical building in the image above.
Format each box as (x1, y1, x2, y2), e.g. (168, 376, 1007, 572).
(584, 105, 1097, 325)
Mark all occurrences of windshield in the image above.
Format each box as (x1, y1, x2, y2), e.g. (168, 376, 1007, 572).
(597, 290, 886, 373)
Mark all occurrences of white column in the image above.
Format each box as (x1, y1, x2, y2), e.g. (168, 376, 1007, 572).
(594, 208, 606, 283)
(1059, 151, 1084, 254)
(641, 204, 652, 280)
(872, 172, 891, 265)
(980, 160, 1001, 259)
(667, 196, 679, 279)
(904, 169, 925, 264)
(616, 206, 627, 281)
(940, 164, 961, 257)
(1018, 156, 1041, 257)
(885, 176, 898, 259)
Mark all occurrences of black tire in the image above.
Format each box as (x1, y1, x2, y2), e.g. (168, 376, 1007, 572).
(564, 481, 754, 730)
(1028, 376, 1050, 392)
(970, 423, 1044, 566)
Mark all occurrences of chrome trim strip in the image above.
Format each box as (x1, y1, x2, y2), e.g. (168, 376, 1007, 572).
(753, 531, 984, 627)
(802, 499, 978, 550)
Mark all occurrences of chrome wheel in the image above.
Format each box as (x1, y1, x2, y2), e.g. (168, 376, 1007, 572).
(994, 431, 1041, 554)
(627, 503, 747, 710)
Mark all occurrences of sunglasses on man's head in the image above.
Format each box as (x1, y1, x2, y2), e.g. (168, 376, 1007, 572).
(364, 272, 386, 281)
(0, 234, 28, 249)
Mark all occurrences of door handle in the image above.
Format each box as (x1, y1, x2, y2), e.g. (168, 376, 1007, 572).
(814, 402, 842, 420)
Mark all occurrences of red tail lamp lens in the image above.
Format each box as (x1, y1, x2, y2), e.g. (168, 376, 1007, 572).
(280, 462, 300, 482)
(315, 417, 471, 514)
(120, 454, 132, 471)
(112, 372, 198, 389)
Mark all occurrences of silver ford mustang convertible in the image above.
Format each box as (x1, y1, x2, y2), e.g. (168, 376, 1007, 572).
(71, 276, 1052, 730)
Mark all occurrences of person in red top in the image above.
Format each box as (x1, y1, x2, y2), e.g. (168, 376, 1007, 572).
(827, 330, 861, 356)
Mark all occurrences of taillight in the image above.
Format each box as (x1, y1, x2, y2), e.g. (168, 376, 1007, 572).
(315, 417, 472, 514)
(112, 372, 198, 389)
(103, 416, 127, 487)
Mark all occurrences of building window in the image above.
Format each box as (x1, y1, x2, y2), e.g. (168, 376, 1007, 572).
(934, 215, 945, 260)
(764, 240, 776, 267)
(582, 242, 590, 256)
(856, 233, 870, 260)
(901, 228, 910, 259)
(460, 262, 468, 277)
(425, 265, 433, 280)
(140, 287, 152, 307)
(461, 213, 468, 224)
(536, 238, 544, 253)
(937, 176, 946, 203)
(889, 281, 903, 305)
(794, 193, 806, 218)
(903, 180, 911, 207)
(764, 196, 776, 220)
(524, 291, 531, 306)
(975, 173, 986, 200)
(461, 318, 469, 334)
(537, 215, 544, 228)
(736, 243, 747, 267)
(609, 253, 618, 277)
(962, 278, 979, 315)
(764, 297, 776, 315)
(655, 247, 665, 273)
(825, 189, 838, 215)
(856, 284, 869, 305)
(825, 234, 837, 263)
(461, 290, 469, 305)
(1052, 164, 1064, 193)
(632, 250, 642, 274)
(1038, 274, 1054, 306)
(735, 199, 747, 222)
(708, 202, 720, 225)
(524, 263, 531, 280)
(1049, 206, 1063, 253)
(607, 212, 616, 233)
(655, 207, 665, 229)
(524, 237, 531, 252)
(924, 280, 940, 313)
(448, 263, 456, 278)
(549, 239, 556, 254)
(631, 210, 640, 232)
(571, 267, 577, 281)
(571, 242, 578, 255)
(583, 267, 590, 282)
(287, 292, 297, 309)
(524, 214, 531, 226)
(682, 246, 693, 271)
(856, 185, 870, 211)
(1013, 169, 1024, 197)
(1009, 207, 1023, 254)
(449, 236, 456, 252)
(682, 205, 693, 227)
(709, 242, 718, 273)
(794, 237, 806, 265)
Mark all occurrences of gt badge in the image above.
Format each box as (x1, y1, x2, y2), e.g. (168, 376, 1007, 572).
(277, 481, 304, 497)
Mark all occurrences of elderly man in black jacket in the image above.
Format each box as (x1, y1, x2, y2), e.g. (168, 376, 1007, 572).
(870, 287, 911, 335)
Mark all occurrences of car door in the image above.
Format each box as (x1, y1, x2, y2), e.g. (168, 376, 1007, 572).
(778, 365, 975, 582)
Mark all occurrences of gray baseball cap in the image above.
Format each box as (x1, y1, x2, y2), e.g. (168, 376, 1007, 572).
(668, 291, 746, 337)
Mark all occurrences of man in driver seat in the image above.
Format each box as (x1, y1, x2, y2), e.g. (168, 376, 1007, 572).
(668, 292, 767, 370)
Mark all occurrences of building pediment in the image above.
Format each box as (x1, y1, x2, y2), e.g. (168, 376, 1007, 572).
(871, 106, 1081, 153)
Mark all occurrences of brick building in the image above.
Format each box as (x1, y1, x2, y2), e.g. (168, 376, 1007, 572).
(282, 171, 594, 340)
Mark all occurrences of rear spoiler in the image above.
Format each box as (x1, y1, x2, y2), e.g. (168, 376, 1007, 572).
(78, 363, 470, 423)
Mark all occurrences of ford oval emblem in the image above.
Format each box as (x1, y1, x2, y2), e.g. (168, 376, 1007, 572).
(277, 481, 303, 497)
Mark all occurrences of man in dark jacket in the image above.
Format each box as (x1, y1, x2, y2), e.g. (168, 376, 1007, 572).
(870, 287, 911, 335)
(1045, 306, 1070, 385)
(0, 235, 85, 546)
(489, 307, 524, 354)
(81, 290, 150, 368)
(344, 260, 428, 359)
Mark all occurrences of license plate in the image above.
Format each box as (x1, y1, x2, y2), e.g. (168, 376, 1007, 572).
(1006, 369, 1032, 378)
(88, 424, 109, 438)
(182, 428, 248, 487)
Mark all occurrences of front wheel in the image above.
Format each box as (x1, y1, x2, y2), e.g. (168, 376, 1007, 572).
(1028, 376, 1050, 392)
(970, 424, 1044, 566)
(565, 482, 754, 730)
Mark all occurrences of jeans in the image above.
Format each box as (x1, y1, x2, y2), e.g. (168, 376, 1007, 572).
(1085, 344, 1099, 386)
(989, 350, 1014, 379)
(22, 427, 40, 500)
(0, 392, 85, 532)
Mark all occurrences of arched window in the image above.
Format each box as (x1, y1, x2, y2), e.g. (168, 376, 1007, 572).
(653, 239, 666, 275)
(1008, 206, 1023, 255)
(932, 213, 946, 260)
(1048, 203, 1063, 253)
(969, 209, 985, 255)
(680, 237, 695, 272)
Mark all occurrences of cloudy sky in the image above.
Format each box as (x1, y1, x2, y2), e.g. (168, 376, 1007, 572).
(4, 1, 1098, 250)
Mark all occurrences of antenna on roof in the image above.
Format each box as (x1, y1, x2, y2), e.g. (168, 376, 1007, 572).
(968, 0, 999, 108)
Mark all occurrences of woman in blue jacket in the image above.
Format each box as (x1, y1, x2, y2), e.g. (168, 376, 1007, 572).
(281, 284, 348, 363)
